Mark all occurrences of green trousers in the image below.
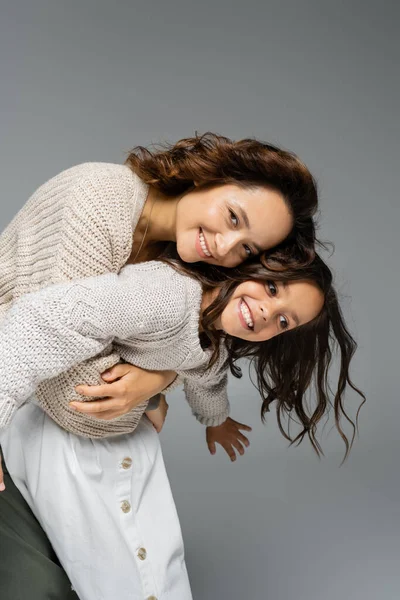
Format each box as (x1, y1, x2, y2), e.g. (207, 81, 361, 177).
(0, 450, 79, 599)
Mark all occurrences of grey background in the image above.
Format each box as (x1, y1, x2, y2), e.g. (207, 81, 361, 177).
(1, 1, 399, 598)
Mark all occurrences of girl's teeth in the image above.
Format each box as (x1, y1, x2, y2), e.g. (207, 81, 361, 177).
(240, 301, 253, 328)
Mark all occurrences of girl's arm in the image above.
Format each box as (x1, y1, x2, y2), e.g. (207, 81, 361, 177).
(183, 368, 252, 461)
(0, 270, 155, 429)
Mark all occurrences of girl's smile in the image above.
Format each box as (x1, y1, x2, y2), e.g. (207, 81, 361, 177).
(215, 279, 324, 342)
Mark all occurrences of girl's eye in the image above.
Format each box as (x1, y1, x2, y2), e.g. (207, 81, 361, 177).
(267, 281, 277, 296)
(243, 244, 252, 257)
(279, 315, 289, 330)
(229, 210, 239, 227)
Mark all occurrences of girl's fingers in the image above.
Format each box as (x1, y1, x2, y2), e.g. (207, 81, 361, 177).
(237, 432, 250, 447)
(207, 441, 217, 455)
(222, 443, 236, 462)
(232, 439, 245, 456)
(236, 422, 252, 432)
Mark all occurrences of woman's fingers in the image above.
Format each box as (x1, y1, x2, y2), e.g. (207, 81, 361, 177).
(0, 454, 5, 491)
(101, 363, 133, 381)
(75, 383, 114, 398)
(70, 399, 119, 414)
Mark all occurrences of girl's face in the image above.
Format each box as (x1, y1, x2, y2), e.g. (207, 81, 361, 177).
(175, 184, 293, 268)
(217, 279, 324, 342)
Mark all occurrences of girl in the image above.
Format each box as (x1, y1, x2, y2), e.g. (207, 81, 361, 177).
(0, 133, 319, 600)
(0, 253, 363, 460)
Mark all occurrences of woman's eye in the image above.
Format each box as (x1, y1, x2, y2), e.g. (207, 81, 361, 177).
(229, 210, 239, 227)
(279, 315, 289, 330)
(267, 281, 277, 296)
(243, 244, 252, 257)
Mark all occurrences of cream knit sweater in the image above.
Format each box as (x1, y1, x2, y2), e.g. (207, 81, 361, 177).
(0, 261, 229, 433)
(0, 163, 229, 437)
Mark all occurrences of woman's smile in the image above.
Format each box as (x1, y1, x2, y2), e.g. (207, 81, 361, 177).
(195, 228, 213, 259)
(175, 184, 293, 267)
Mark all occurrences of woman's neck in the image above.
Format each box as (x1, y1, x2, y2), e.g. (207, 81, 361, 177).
(142, 186, 180, 243)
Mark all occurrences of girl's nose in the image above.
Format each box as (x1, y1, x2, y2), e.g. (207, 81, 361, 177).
(259, 304, 269, 322)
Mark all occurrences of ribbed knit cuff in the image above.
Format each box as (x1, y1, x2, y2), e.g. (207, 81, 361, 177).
(0, 396, 18, 429)
(193, 410, 229, 428)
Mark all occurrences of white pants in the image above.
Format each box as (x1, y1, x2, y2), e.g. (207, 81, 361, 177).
(0, 402, 193, 600)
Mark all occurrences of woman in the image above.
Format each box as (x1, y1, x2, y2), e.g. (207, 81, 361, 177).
(0, 133, 318, 600)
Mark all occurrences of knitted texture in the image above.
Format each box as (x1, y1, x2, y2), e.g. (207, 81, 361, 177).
(0, 163, 153, 437)
(0, 163, 229, 437)
(0, 262, 230, 433)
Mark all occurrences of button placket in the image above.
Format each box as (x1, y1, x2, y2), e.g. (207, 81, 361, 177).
(116, 441, 158, 599)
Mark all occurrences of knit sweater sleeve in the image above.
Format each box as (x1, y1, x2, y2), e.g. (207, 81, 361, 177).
(180, 342, 230, 427)
(0, 268, 174, 429)
(183, 370, 230, 427)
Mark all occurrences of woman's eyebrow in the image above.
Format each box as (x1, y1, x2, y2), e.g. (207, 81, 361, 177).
(235, 203, 263, 253)
(237, 205, 250, 229)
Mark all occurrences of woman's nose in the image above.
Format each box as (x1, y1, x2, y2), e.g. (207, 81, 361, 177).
(215, 232, 237, 258)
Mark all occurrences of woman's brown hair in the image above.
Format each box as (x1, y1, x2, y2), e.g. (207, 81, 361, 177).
(126, 132, 319, 267)
(163, 252, 365, 463)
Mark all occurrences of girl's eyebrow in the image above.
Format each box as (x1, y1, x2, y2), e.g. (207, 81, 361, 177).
(291, 312, 300, 327)
(281, 282, 300, 326)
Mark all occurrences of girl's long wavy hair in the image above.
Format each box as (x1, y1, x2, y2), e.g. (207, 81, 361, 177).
(163, 252, 365, 463)
(126, 132, 319, 267)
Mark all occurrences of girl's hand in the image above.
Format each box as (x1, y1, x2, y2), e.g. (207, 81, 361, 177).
(70, 364, 176, 420)
(145, 394, 169, 433)
(206, 417, 252, 462)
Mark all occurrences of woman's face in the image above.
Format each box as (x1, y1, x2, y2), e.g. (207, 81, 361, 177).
(217, 279, 324, 342)
(175, 184, 293, 268)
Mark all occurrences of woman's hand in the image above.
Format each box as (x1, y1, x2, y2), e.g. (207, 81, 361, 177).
(69, 364, 176, 420)
(206, 417, 252, 462)
(145, 394, 169, 433)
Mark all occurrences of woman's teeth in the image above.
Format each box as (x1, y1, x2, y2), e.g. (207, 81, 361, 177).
(199, 230, 212, 257)
(240, 300, 254, 329)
